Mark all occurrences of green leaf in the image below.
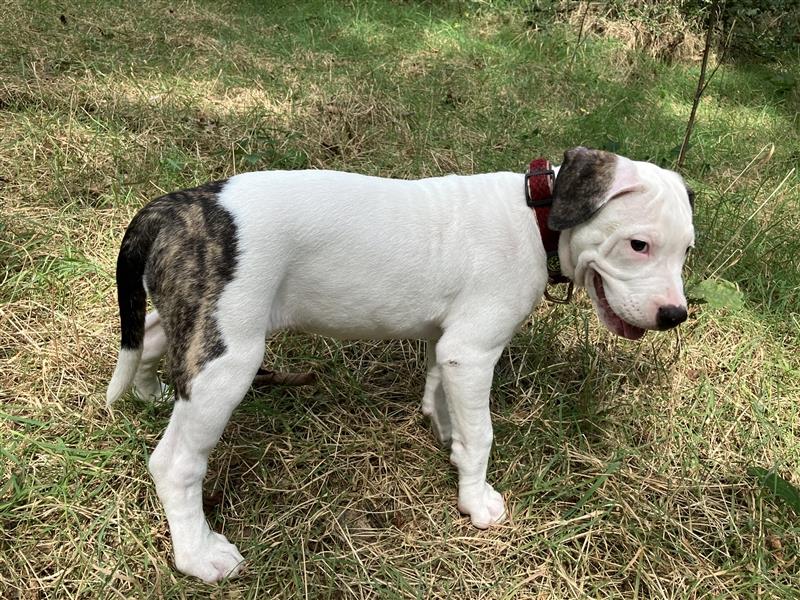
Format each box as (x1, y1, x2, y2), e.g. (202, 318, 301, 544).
(748, 466, 800, 515)
(687, 277, 745, 311)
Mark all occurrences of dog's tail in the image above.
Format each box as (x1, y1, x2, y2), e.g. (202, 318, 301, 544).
(106, 208, 161, 406)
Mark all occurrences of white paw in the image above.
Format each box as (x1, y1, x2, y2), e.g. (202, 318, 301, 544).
(132, 377, 172, 402)
(174, 531, 244, 583)
(458, 483, 506, 529)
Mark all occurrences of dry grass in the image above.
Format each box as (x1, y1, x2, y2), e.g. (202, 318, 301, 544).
(1, 1, 799, 598)
(564, 1, 707, 63)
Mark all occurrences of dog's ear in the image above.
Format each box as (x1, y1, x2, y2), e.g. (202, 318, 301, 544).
(548, 146, 644, 231)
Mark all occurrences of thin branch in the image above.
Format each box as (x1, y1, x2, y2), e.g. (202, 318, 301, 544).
(698, 16, 736, 97)
(569, 1, 590, 71)
(677, 1, 721, 170)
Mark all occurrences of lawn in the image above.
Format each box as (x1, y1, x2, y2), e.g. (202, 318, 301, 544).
(1, 1, 799, 598)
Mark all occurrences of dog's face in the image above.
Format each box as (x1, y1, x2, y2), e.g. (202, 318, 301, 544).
(550, 147, 695, 340)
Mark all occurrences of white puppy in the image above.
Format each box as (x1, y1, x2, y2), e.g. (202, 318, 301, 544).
(106, 147, 695, 582)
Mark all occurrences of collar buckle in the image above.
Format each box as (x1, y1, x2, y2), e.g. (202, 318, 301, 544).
(524, 164, 555, 208)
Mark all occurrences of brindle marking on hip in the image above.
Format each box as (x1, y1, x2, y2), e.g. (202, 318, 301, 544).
(138, 180, 238, 399)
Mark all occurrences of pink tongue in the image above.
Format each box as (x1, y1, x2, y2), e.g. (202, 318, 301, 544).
(622, 320, 645, 341)
(593, 273, 645, 340)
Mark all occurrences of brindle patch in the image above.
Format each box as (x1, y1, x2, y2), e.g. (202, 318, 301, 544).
(125, 180, 237, 399)
(548, 147, 618, 231)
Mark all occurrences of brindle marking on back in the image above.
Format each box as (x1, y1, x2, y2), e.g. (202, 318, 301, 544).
(548, 147, 618, 231)
(127, 180, 237, 399)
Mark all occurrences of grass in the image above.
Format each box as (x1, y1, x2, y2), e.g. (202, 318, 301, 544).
(1, 0, 799, 597)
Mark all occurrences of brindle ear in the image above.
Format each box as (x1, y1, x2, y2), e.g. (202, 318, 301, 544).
(548, 146, 643, 231)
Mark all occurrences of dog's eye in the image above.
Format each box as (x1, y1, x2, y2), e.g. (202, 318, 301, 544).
(630, 240, 648, 253)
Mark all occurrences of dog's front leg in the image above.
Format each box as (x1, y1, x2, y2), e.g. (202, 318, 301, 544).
(436, 333, 507, 529)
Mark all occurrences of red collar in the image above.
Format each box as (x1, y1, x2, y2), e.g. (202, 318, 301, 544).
(525, 158, 573, 296)
(525, 158, 559, 255)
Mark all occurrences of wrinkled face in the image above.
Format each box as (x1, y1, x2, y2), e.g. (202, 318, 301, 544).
(555, 159, 695, 340)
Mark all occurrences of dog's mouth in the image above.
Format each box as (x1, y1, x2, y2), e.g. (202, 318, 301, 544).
(589, 271, 646, 341)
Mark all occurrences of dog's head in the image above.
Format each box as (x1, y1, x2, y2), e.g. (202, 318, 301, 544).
(550, 147, 695, 340)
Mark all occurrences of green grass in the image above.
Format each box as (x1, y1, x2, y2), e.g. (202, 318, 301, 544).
(1, 0, 799, 598)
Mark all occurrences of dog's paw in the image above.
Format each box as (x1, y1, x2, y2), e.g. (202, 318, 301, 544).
(174, 531, 244, 583)
(132, 377, 172, 402)
(458, 483, 506, 529)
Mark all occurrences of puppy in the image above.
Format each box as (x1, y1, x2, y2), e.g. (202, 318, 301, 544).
(106, 147, 694, 582)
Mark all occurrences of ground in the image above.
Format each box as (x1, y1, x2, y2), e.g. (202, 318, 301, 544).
(1, 1, 799, 598)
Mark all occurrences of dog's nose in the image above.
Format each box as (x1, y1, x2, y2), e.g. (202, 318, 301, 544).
(656, 305, 688, 330)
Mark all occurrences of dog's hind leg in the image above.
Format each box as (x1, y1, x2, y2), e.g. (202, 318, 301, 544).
(132, 310, 171, 401)
(148, 305, 268, 583)
(421, 340, 452, 444)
